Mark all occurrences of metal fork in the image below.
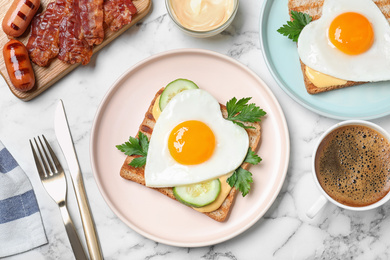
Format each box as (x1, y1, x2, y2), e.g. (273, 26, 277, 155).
(30, 135, 88, 260)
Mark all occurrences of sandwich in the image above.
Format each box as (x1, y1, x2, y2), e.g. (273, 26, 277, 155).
(116, 79, 266, 222)
(278, 0, 390, 94)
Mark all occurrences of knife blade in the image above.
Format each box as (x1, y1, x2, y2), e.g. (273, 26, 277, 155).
(54, 100, 103, 260)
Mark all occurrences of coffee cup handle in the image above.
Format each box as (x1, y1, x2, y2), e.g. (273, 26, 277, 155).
(306, 195, 328, 218)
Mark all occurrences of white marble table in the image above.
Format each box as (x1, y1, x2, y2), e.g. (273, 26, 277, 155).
(2, 0, 390, 259)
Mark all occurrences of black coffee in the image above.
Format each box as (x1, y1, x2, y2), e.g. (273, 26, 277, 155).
(315, 125, 390, 207)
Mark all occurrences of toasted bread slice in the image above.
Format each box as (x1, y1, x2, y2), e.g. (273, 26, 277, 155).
(288, 0, 390, 94)
(119, 88, 261, 222)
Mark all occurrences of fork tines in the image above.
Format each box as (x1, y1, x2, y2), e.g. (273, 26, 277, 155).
(30, 135, 63, 178)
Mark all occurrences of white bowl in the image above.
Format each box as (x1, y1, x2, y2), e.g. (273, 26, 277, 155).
(165, 0, 239, 38)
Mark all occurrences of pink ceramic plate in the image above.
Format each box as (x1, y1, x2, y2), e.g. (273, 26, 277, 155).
(90, 49, 290, 247)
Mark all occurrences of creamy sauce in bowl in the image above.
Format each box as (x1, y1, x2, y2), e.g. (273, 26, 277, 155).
(169, 0, 235, 32)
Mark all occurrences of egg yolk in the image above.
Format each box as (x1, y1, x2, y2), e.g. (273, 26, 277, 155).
(168, 120, 215, 165)
(328, 12, 374, 55)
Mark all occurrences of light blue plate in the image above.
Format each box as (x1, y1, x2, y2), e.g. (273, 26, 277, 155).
(259, 0, 390, 120)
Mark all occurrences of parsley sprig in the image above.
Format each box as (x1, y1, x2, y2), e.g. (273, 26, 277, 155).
(116, 132, 149, 168)
(227, 148, 262, 197)
(277, 11, 312, 42)
(226, 97, 266, 129)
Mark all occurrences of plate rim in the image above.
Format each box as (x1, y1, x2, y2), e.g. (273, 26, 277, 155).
(89, 48, 290, 247)
(259, 0, 390, 120)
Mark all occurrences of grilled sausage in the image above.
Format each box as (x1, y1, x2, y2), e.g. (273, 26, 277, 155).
(2, 0, 40, 37)
(3, 39, 35, 92)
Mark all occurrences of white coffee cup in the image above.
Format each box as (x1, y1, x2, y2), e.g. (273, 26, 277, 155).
(307, 120, 390, 218)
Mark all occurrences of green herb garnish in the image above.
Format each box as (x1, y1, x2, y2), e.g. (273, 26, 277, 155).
(277, 11, 312, 42)
(116, 132, 149, 168)
(226, 97, 266, 129)
(244, 148, 262, 165)
(227, 148, 262, 197)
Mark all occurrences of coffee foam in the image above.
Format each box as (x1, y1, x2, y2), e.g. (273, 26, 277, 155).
(315, 125, 390, 207)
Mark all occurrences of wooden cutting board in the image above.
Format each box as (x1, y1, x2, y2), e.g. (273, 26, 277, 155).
(0, 0, 151, 101)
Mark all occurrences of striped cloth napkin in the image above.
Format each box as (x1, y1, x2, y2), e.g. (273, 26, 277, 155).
(0, 141, 47, 257)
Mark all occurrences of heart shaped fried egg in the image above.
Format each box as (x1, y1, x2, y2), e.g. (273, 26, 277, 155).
(297, 0, 390, 82)
(144, 89, 249, 188)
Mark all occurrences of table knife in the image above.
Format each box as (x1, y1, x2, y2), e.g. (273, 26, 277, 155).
(54, 100, 103, 260)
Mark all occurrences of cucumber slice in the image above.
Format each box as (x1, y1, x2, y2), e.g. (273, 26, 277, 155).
(159, 79, 199, 111)
(173, 179, 221, 208)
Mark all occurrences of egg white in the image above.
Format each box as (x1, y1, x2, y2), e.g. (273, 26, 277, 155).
(144, 89, 249, 188)
(297, 0, 390, 82)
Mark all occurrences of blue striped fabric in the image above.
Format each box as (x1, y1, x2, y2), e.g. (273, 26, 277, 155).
(0, 148, 18, 174)
(0, 190, 39, 224)
(0, 141, 47, 257)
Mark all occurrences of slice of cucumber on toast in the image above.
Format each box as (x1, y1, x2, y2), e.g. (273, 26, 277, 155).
(173, 179, 221, 208)
(159, 79, 199, 111)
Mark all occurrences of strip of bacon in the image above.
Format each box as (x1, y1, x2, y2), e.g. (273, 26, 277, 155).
(104, 0, 137, 32)
(58, 0, 93, 65)
(79, 0, 104, 46)
(26, 0, 67, 67)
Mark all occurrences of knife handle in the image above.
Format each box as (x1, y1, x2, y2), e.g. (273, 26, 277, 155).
(74, 174, 103, 260)
(59, 204, 88, 260)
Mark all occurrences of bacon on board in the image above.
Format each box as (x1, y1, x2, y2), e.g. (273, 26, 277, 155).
(58, 0, 93, 65)
(26, 0, 137, 66)
(80, 0, 104, 46)
(104, 0, 137, 32)
(26, 0, 67, 67)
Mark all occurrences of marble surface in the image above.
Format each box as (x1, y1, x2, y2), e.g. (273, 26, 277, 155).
(1, 0, 390, 259)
